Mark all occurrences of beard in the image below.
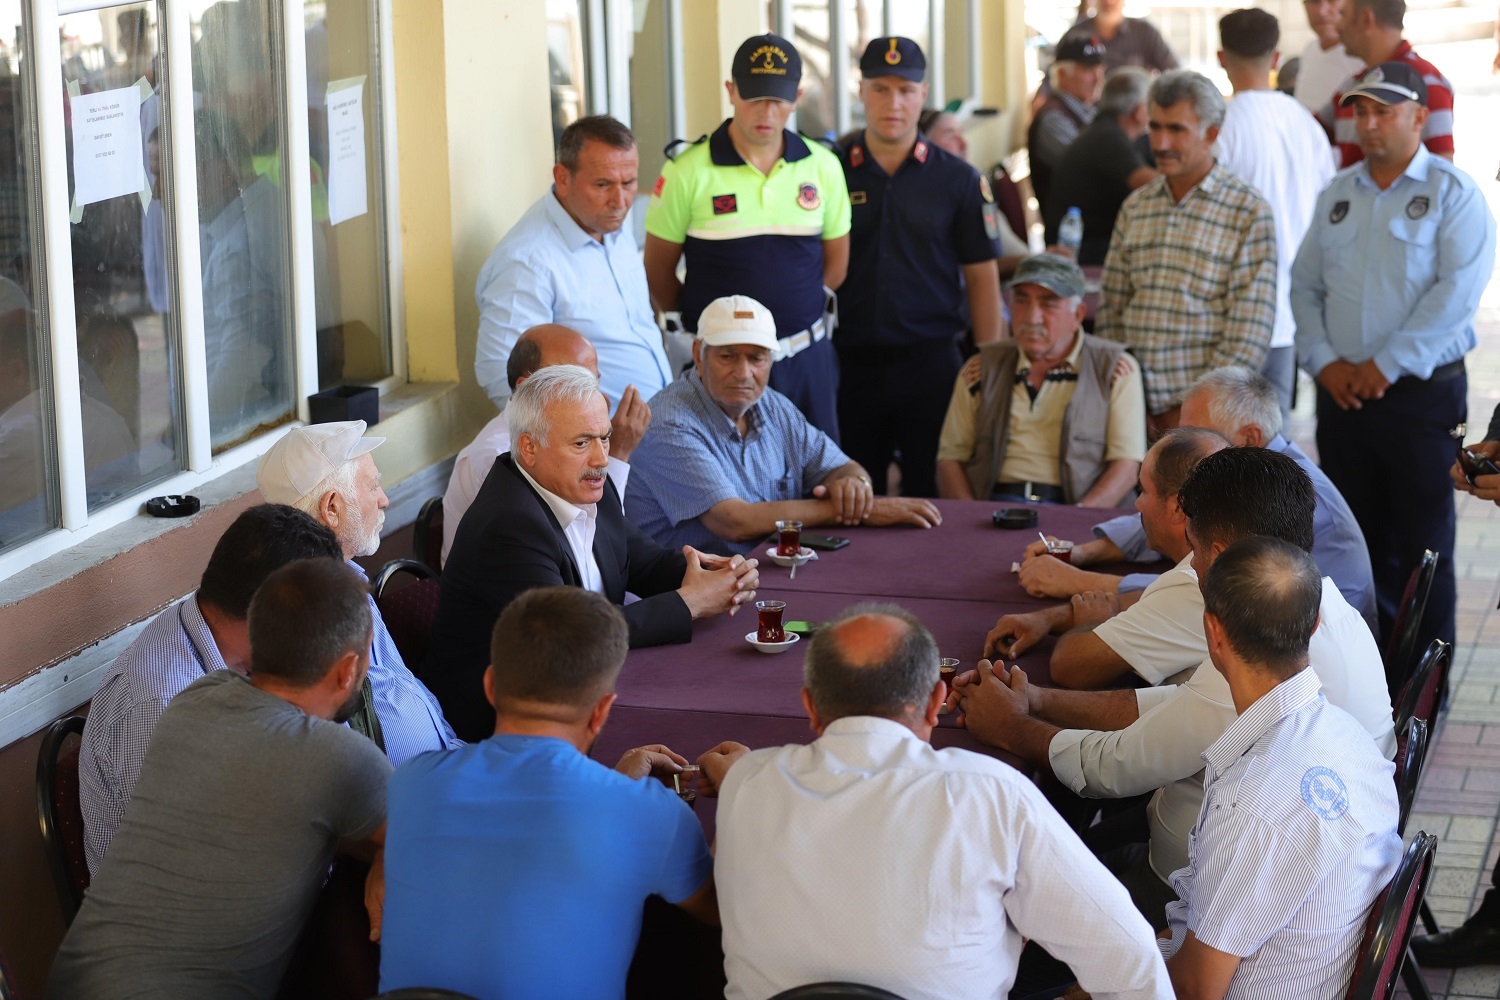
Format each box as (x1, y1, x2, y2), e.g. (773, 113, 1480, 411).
(332, 681, 367, 725)
(342, 502, 385, 559)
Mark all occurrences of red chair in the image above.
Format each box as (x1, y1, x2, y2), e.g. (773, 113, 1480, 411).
(36, 714, 89, 926)
(1343, 832, 1438, 1000)
(1383, 550, 1437, 696)
(374, 560, 441, 677)
(410, 496, 444, 575)
(1394, 640, 1450, 737)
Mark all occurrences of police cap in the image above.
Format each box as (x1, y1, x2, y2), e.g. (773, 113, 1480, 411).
(859, 37, 926, 83)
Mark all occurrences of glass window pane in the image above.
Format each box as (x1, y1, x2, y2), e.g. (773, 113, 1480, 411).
(791, 1, 833, 139)
(547, 0, 588, 148)
(0, 5, 55, 552)
(60, 2, 183, 508)
(304, 0, 392, 387)
(190, 0, 296, 451)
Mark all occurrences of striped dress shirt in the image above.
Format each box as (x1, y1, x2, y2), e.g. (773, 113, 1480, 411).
(1159, 668, 1401, 998)
(1096, 163, 1278, 414)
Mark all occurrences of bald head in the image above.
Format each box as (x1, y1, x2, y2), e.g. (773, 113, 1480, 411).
(1202, 536, 1322, 679)
(506, 324, 600, 391)
(804, 604, 938, 724)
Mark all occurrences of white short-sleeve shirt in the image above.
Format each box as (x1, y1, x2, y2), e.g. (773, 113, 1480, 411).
(1091, 554, 1204, 684)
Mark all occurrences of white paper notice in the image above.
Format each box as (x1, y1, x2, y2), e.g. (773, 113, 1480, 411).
(326, 76, 367, 226)
(69, 84, 145, 209)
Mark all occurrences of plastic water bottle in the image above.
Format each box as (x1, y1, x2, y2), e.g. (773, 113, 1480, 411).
(1058, 207, 1084, 259)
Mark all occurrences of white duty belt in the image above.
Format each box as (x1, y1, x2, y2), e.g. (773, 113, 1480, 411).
(659, 286, 839, 362)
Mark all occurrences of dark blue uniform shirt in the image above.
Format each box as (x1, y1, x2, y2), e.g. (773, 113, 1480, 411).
(836, 132, 1000, 349)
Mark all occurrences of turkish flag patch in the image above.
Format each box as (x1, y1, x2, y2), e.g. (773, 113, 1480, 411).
(712, 194, 738, 215)
(652, 175, 665, 197)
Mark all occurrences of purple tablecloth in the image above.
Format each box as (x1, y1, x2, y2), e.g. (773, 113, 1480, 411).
(755, 498, 1127, 603)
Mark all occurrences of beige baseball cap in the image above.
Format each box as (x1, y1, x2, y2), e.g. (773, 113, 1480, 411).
(256, 420, 385, 505)
(696, 295, 780, 353)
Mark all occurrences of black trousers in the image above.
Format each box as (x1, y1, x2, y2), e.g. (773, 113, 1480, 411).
(1315, 370, 1464, 651)
(770, 337, 841, 443)
(836, 339, 963, 497)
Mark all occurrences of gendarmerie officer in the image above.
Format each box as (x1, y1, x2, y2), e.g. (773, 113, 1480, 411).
(1291, 61, 1496, 652)
(643, 33, 852, 439)
(835, 36, 1004, 498)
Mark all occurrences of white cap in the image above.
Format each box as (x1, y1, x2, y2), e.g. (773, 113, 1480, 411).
(256, 420, 385, 505)
(695, 295, 780, 353)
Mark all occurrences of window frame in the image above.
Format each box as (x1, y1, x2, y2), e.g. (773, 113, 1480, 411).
(0, 0, 407, 583)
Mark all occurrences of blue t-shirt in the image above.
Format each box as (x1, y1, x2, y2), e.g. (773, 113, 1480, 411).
(378, 735, 712, 999)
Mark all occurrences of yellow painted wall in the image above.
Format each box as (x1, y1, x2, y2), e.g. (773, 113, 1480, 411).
(680, 0, 767, 141)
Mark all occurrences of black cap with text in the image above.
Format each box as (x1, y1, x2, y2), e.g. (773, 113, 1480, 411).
(1339, 61, 1429, 107)
(732, 34, 802, 103)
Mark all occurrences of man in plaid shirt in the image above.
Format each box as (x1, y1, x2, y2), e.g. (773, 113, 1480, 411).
(1097, 69, 1277, 435)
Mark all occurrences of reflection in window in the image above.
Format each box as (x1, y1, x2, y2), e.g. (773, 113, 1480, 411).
(0, 7, 52, 553)
(547, 0, 587, 148)
(191, 0, 295, 451)
(305, 0, 392, 389)
(61, 2, 181, 510)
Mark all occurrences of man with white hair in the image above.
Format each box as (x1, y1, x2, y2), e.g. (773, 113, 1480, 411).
(256, 421, 460, 758)
(1018, 365, 1378, 634)
(1028, 33, 1106, 212)
(1097, 69, 1277, 435)
(426, 364, 761, 741)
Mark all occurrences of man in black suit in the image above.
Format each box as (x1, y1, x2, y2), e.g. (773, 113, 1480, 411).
(427, 364, 761, 740)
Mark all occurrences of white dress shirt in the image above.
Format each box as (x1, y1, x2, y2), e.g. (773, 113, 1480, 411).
(514, 463, 604, 594)
(1091, 554, 1203, 685)
(716, 716, 1174, 1000)
(441, 410, 629, 564)
(1216, 89, 1338, 349)
(473, 190, 672, 411)
(1160, 669, 1401, 999)
(1050, 579, 1394, 882)
(1293, 39, 1365, 114)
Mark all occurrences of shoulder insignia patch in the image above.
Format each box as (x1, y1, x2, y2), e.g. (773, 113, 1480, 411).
(1329, 200, 1349, 224)
(913, 141, 929, 163)
(1301, 766, 1350, 821)
(1407, 195, 1430, 219)
(652, 175, 665, 197)
(797, 183, 821, 210)
(850, 145, 864, 168)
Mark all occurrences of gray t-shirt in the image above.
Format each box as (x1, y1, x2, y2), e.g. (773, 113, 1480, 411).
(48, 670, 391, 1000)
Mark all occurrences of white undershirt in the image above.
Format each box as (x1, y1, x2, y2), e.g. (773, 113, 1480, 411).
(1294, 39, 1365, 113)
(515, 463, 604, 594)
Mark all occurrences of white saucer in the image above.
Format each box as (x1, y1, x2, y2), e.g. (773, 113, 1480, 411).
(765, 545, 815, 568)
(745, 630, 801, 654)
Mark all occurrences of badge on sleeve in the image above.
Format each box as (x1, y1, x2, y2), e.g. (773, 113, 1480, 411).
(712, 194, 738, 215)
(913, 141, 929, 163)
(1407, 195, 1430, 219)
(797, 183, 821, 210)
(982, 203, 999, 240)
(1329, 200, 1348, 224)
(1301, 766, 1350, 821)
(652, 175, 665, 197)
(850, 145, 864, 168)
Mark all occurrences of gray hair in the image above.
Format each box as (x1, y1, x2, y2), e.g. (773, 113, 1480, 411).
(292, 460, 361, 517)
(1149, 69, 1226, 131)
(1098, 67, 1151, 117)
(1186, 366, 1283, 442)
(804, 602, 939, 723)
(507, 364, 602, 446)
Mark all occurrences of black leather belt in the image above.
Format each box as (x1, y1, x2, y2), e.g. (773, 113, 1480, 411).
(992, 481, 1066, 503)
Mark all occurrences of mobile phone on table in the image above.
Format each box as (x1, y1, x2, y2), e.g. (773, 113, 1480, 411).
(785, 621, 823, 636)
(800, 533, 849, 551)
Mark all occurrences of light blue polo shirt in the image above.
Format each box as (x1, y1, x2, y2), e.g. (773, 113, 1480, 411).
(624, 371, 850, 555)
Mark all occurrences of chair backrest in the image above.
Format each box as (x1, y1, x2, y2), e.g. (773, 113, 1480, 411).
(1343, 832, 1437, 1000)
(35, 714, 89, 926)
(1383, 549, 1438, 695)
(1394, 639, 1450, 736)
(0, 945, 16, 1000)
(411, 496, 444, 575)
(769, 984, 908, 1000)
(1391, 716, 1429, 837)
(373, 559, 441, 675)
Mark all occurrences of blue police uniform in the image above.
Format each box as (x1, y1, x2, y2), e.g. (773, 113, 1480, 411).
(836, 132, 1000, 496)
(1292, 143, 1496, 651)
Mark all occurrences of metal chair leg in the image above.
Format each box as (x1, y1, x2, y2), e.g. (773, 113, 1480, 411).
(1400, 947, 1435, 1000)
(1419, 899, 1440, 935)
